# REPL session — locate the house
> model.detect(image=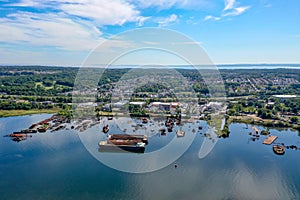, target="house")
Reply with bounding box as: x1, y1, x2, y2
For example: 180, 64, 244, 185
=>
159, 103, 171, 111
102, 104, 111, 111
129, 102, 146, 107
113, 100, 128, 108
150, 102, 180, 111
